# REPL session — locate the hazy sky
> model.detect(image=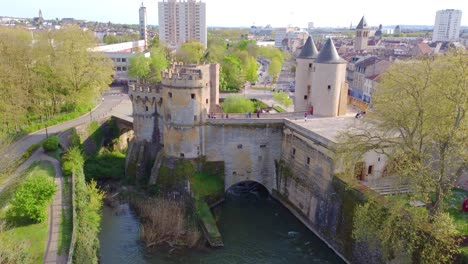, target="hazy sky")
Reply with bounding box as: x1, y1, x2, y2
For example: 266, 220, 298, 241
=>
2, 0, 468, 28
